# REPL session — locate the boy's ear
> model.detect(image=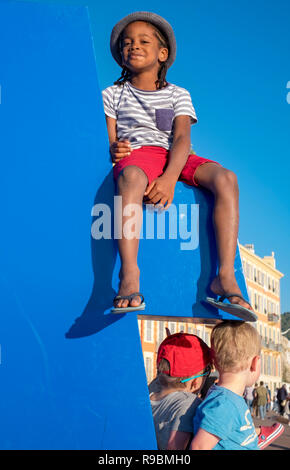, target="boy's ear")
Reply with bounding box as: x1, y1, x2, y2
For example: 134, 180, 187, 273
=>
189, 377, 201, 393
158, 47, 168, 63
250, 355, 260, 372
